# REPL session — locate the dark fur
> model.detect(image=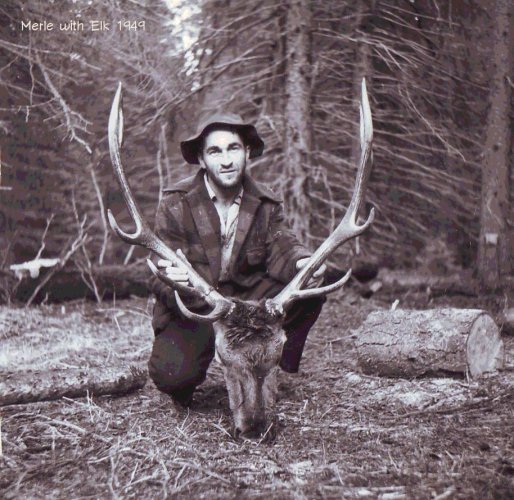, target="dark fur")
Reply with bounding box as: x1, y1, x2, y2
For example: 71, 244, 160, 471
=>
224, 300, 282, 346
